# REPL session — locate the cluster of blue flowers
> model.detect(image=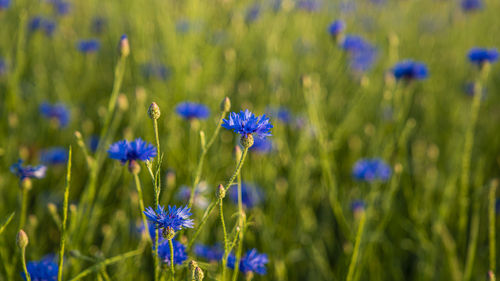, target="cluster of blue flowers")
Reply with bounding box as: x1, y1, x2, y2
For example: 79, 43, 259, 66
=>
175, 102, 210, 120
222, 110, 273, 139
29, 17, 57, 37
352, 158, 391, 182
22, 255, 58, 281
